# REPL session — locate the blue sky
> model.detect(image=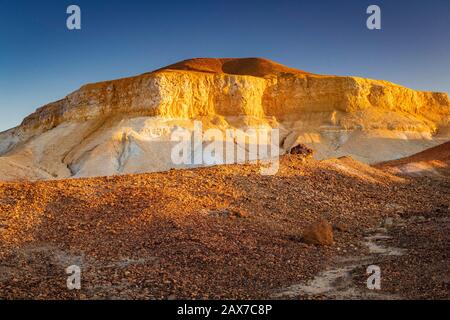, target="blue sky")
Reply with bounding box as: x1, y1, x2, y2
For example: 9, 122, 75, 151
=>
0, 0, 449, 131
